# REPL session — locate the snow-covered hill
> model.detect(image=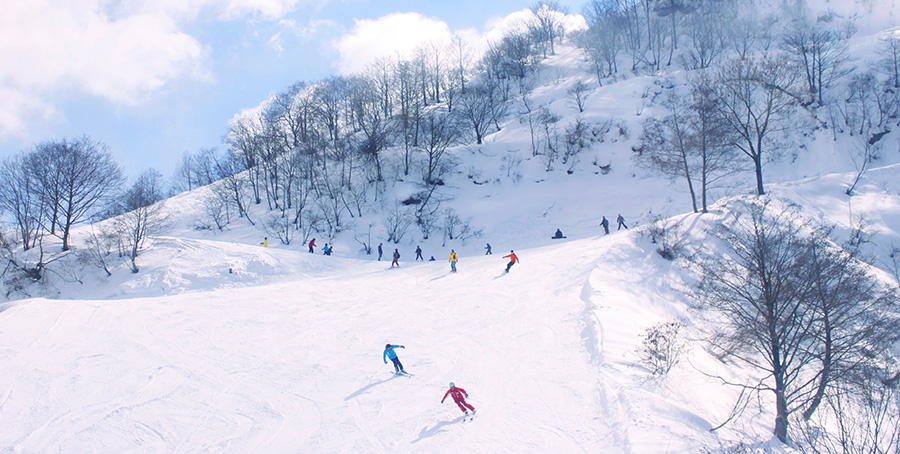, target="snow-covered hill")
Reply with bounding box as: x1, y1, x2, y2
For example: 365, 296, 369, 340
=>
2, 0, 900, 452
